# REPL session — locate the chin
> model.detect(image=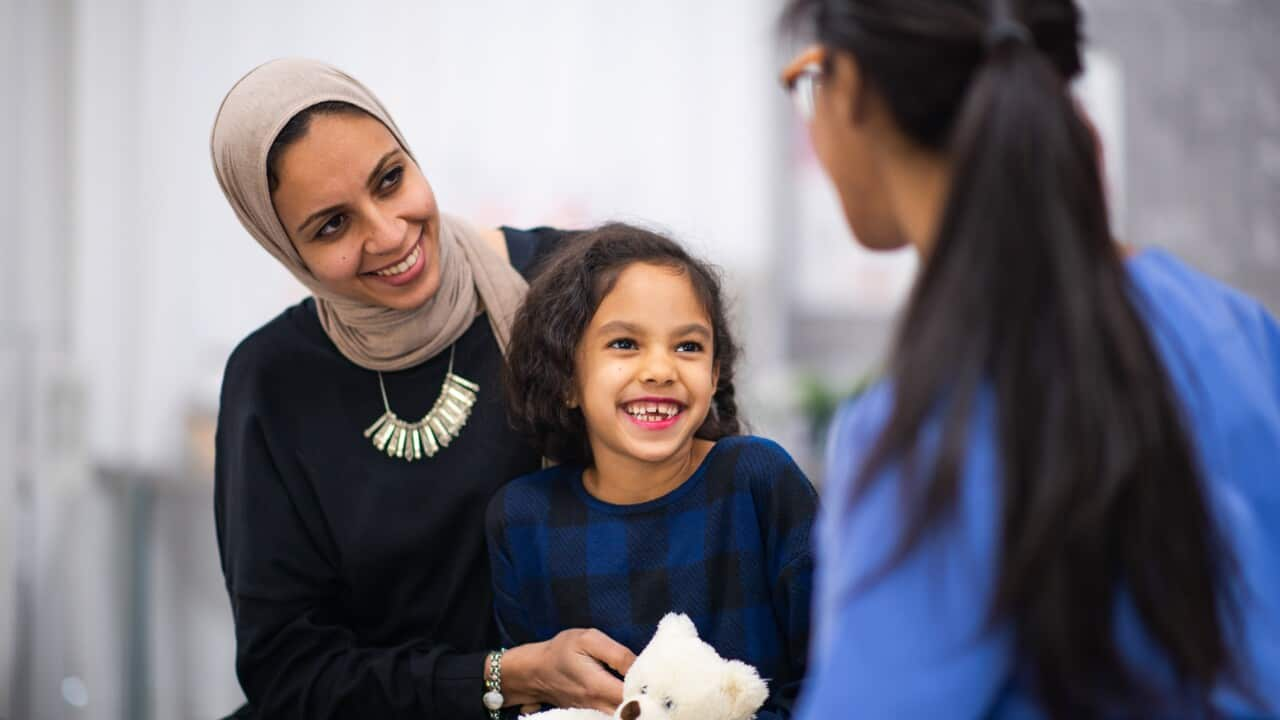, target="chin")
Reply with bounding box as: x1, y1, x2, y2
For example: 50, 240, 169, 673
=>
853, 233, 911, 252
404, 271, 443, 311
845, 213, 910, 252
839, 192, 910, 252
383, 257, 442, 311
624, 436, 694, 465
